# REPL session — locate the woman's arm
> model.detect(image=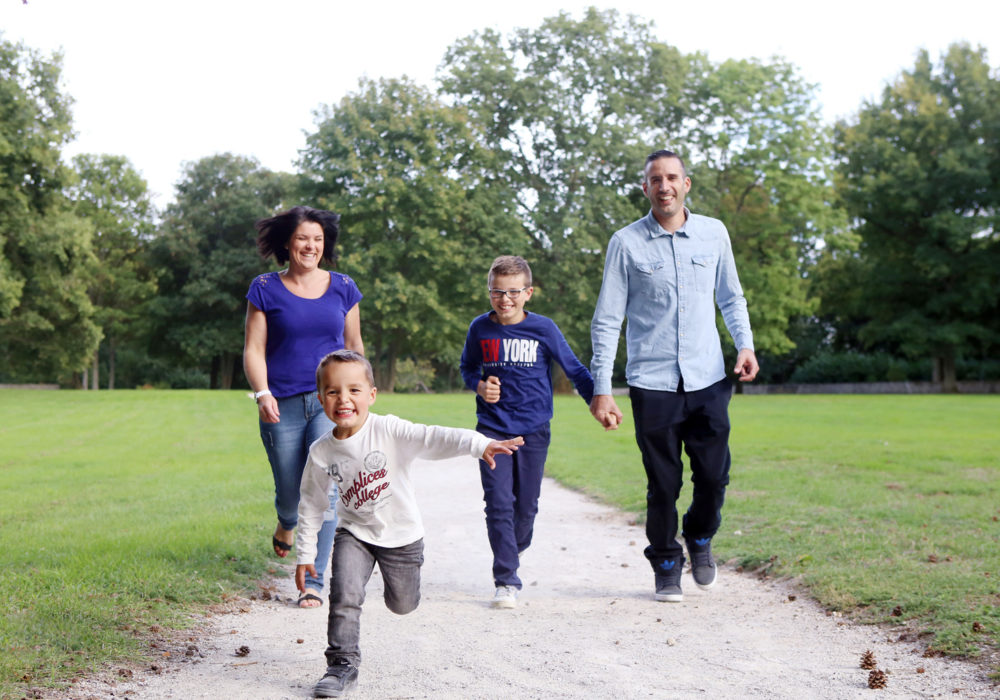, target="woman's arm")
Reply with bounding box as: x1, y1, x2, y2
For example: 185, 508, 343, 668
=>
244, 301, 280, 423
343, 302, 364, 355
